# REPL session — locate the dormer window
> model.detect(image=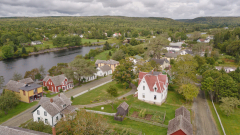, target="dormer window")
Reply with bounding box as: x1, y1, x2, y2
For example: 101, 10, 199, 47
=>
143, 81, 145, 83
62, 104, 66, 108
154, 87, 157, 92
